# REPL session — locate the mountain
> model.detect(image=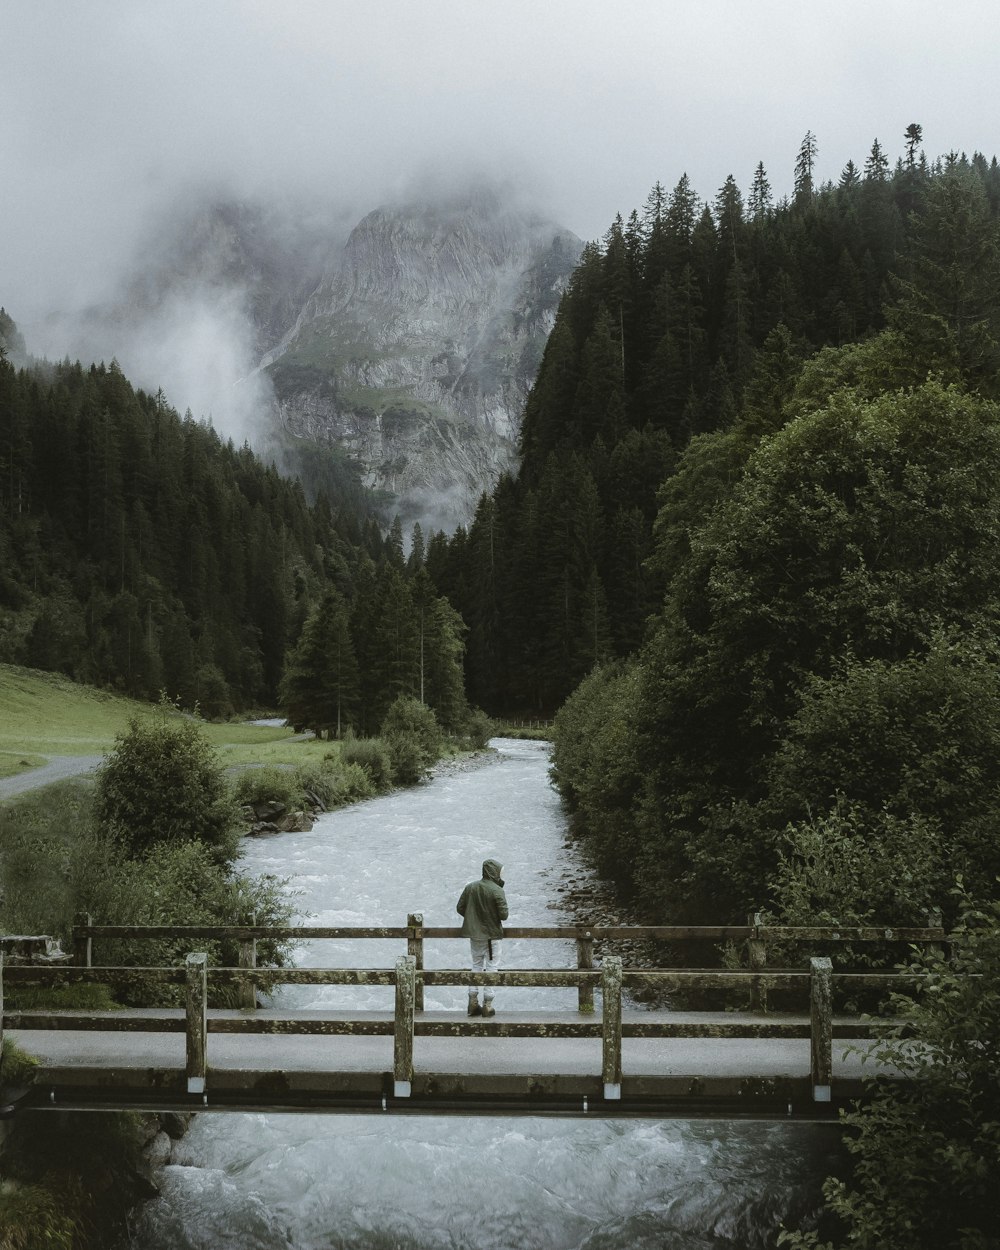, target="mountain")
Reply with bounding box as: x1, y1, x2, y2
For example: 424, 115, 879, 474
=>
261, 189, 581, 530
40, 187, 580, 532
